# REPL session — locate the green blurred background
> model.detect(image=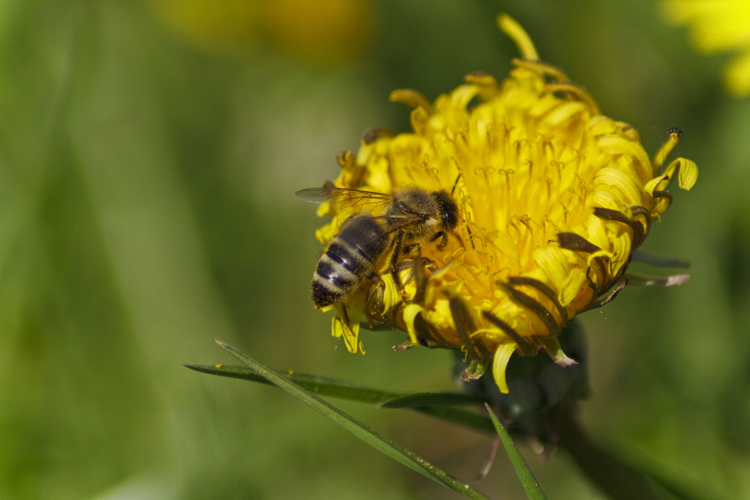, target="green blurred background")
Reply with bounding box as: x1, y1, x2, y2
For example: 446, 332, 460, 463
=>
0, 0, 747, 498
